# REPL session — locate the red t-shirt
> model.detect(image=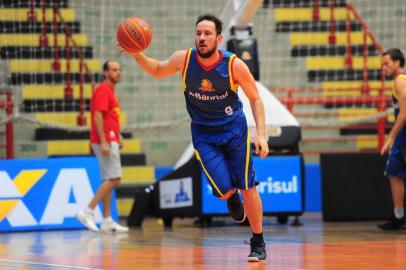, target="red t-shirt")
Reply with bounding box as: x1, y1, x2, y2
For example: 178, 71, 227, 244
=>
90, 81, 121, 143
